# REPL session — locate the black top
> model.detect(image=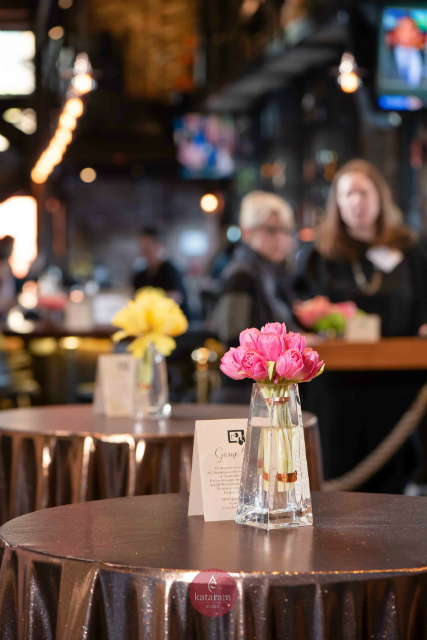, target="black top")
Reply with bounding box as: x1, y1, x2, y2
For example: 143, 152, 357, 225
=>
295, 242, 427, 337
132, 260, 190, 318
220, 243, 298, 337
